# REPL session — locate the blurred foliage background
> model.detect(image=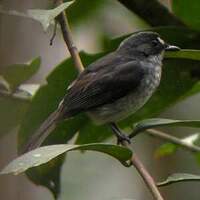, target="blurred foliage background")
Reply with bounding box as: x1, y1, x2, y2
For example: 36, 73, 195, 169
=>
0, 0, 200, 200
